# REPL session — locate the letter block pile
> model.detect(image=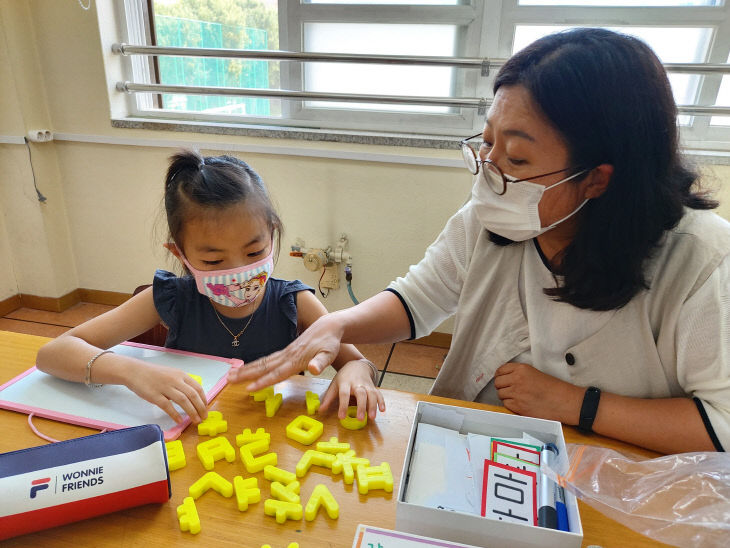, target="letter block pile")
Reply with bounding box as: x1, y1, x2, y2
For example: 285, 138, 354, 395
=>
173, 396, 392, 536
